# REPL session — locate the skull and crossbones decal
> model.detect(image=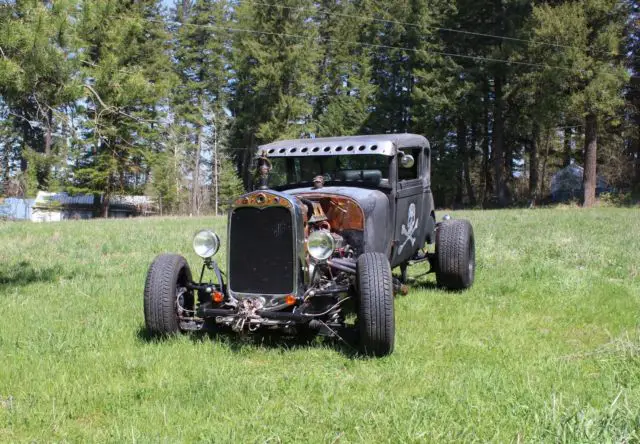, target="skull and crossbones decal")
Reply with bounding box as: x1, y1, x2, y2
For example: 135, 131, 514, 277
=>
398, 203, 419, 254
